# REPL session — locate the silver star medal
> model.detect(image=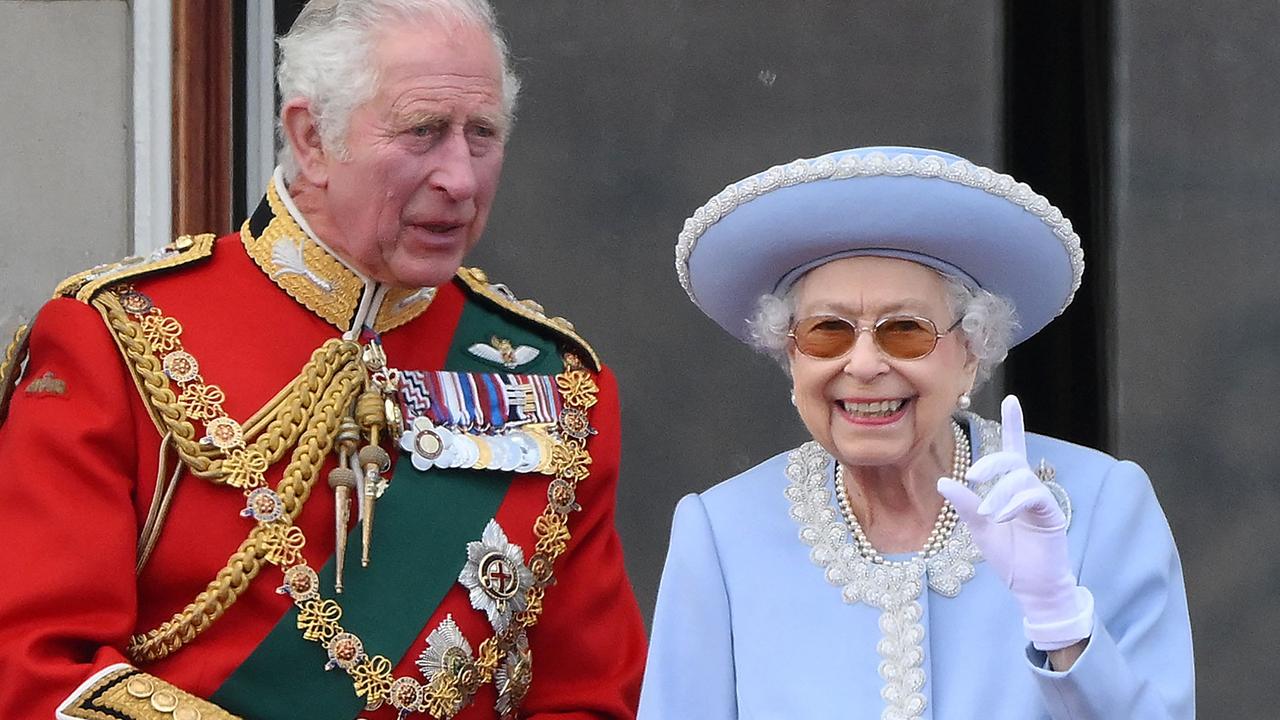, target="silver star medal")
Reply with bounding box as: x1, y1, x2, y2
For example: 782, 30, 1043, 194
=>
417, 614, 475, 680
409, 616, 476, 716
467, 336, 540, 370
495, 630, 533, 719
458, 520, 534, 634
